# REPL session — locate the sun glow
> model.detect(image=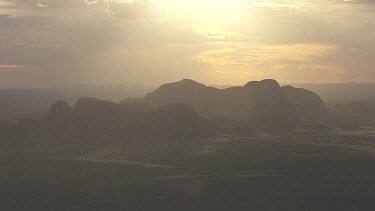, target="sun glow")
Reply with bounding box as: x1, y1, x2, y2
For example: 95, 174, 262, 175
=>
149, 0, 247, 38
